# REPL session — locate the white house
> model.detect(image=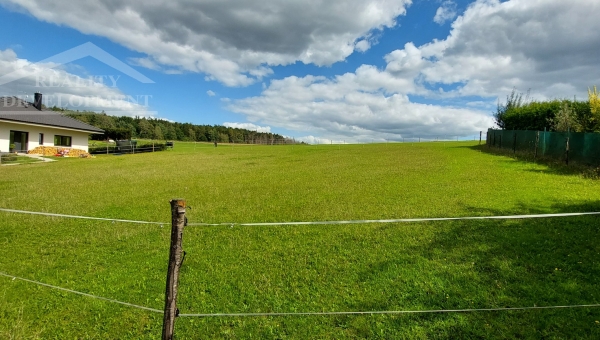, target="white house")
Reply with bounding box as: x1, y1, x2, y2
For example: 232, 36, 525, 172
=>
0, 94, 104, 153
